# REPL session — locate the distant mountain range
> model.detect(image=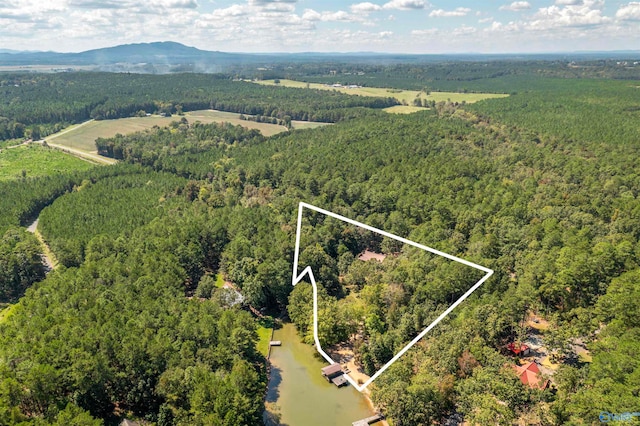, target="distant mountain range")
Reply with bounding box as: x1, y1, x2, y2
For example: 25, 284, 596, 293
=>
0, 42, 242, 69
1, 41, 639, 72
